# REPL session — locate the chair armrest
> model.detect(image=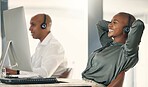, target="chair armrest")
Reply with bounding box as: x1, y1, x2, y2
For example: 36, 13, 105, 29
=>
59, 68, 72, 78
107, 71, 125, 87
